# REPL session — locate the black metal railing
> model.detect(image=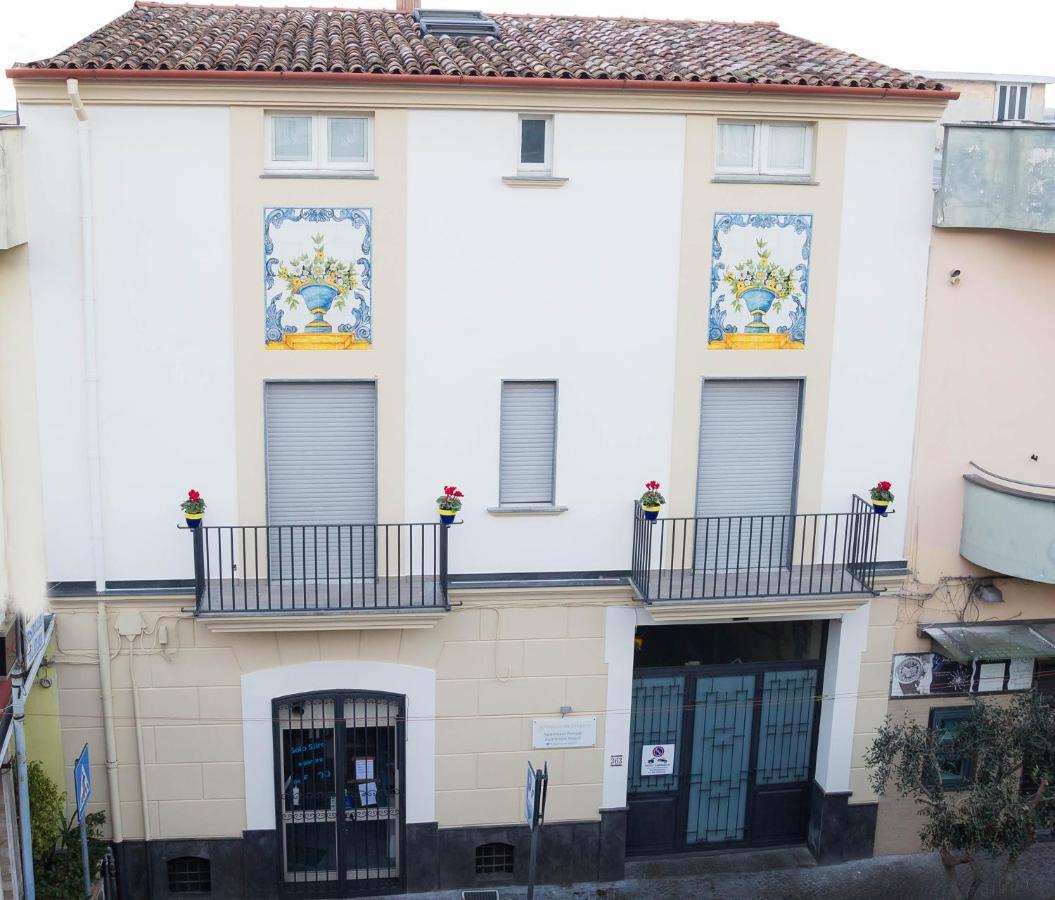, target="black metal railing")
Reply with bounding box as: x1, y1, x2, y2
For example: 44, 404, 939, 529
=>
630, 495, 881, 603
190, 522, 453, 614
